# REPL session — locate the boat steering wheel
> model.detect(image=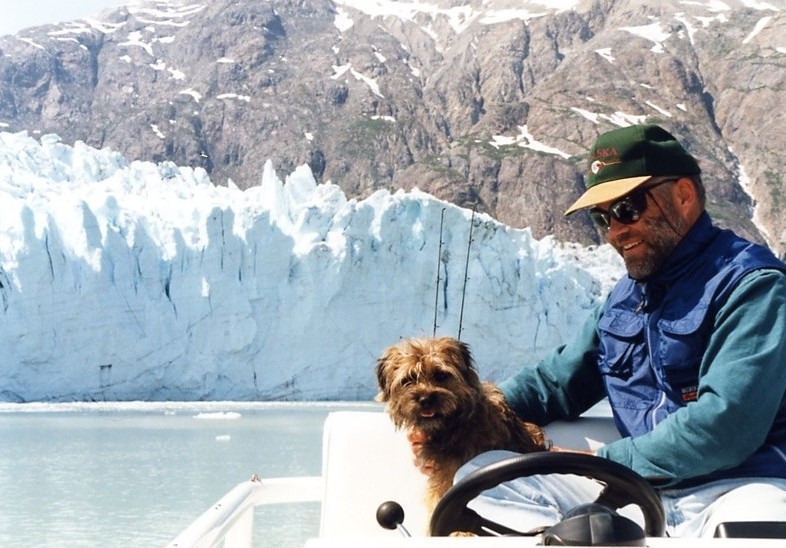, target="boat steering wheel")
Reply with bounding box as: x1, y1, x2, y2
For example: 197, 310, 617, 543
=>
429, 451, 665, 538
